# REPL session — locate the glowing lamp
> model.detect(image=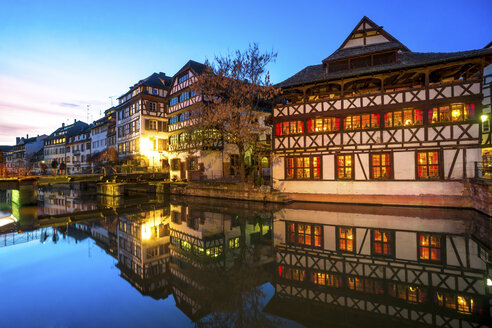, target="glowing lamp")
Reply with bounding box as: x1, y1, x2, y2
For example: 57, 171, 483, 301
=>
481, 115, 488, 123
487, 278, 492, 286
